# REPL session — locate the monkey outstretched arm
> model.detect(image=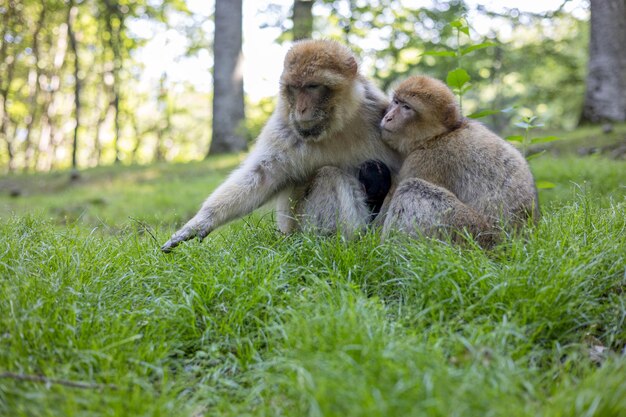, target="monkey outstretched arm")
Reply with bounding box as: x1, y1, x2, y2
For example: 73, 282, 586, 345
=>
161, 137, 291, 252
